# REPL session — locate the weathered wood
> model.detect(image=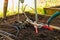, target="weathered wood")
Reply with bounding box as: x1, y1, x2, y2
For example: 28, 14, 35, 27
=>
44, 8, 60, 15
